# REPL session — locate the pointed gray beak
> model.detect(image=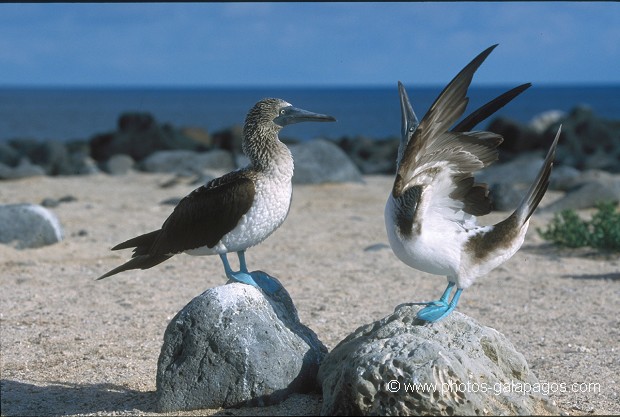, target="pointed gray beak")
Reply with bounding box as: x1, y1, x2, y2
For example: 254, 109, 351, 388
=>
398, 81, 419, 142
274, 106, 336, 127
